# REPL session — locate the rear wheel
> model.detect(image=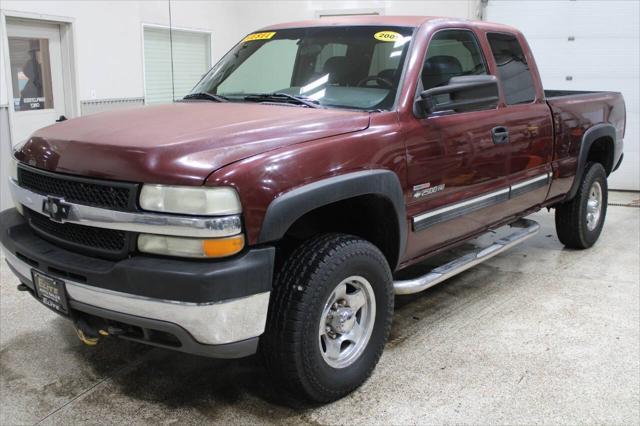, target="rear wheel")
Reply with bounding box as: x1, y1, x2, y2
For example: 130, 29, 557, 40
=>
555, 162, 608, 249
261, 234, 394, 402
